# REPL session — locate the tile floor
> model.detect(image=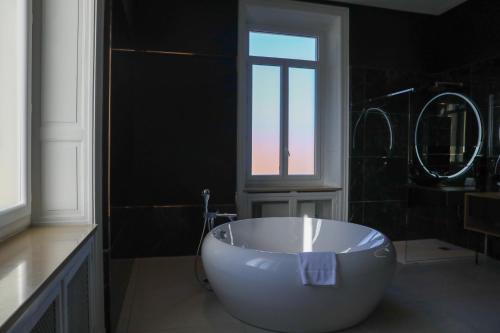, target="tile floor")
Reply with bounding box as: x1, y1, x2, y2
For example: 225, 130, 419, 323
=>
116, 256, 500, 333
